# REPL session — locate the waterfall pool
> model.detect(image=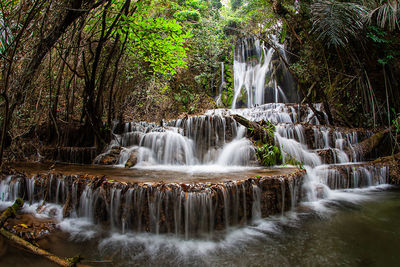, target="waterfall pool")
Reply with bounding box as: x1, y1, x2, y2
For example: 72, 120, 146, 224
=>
1, 185, 399, 266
